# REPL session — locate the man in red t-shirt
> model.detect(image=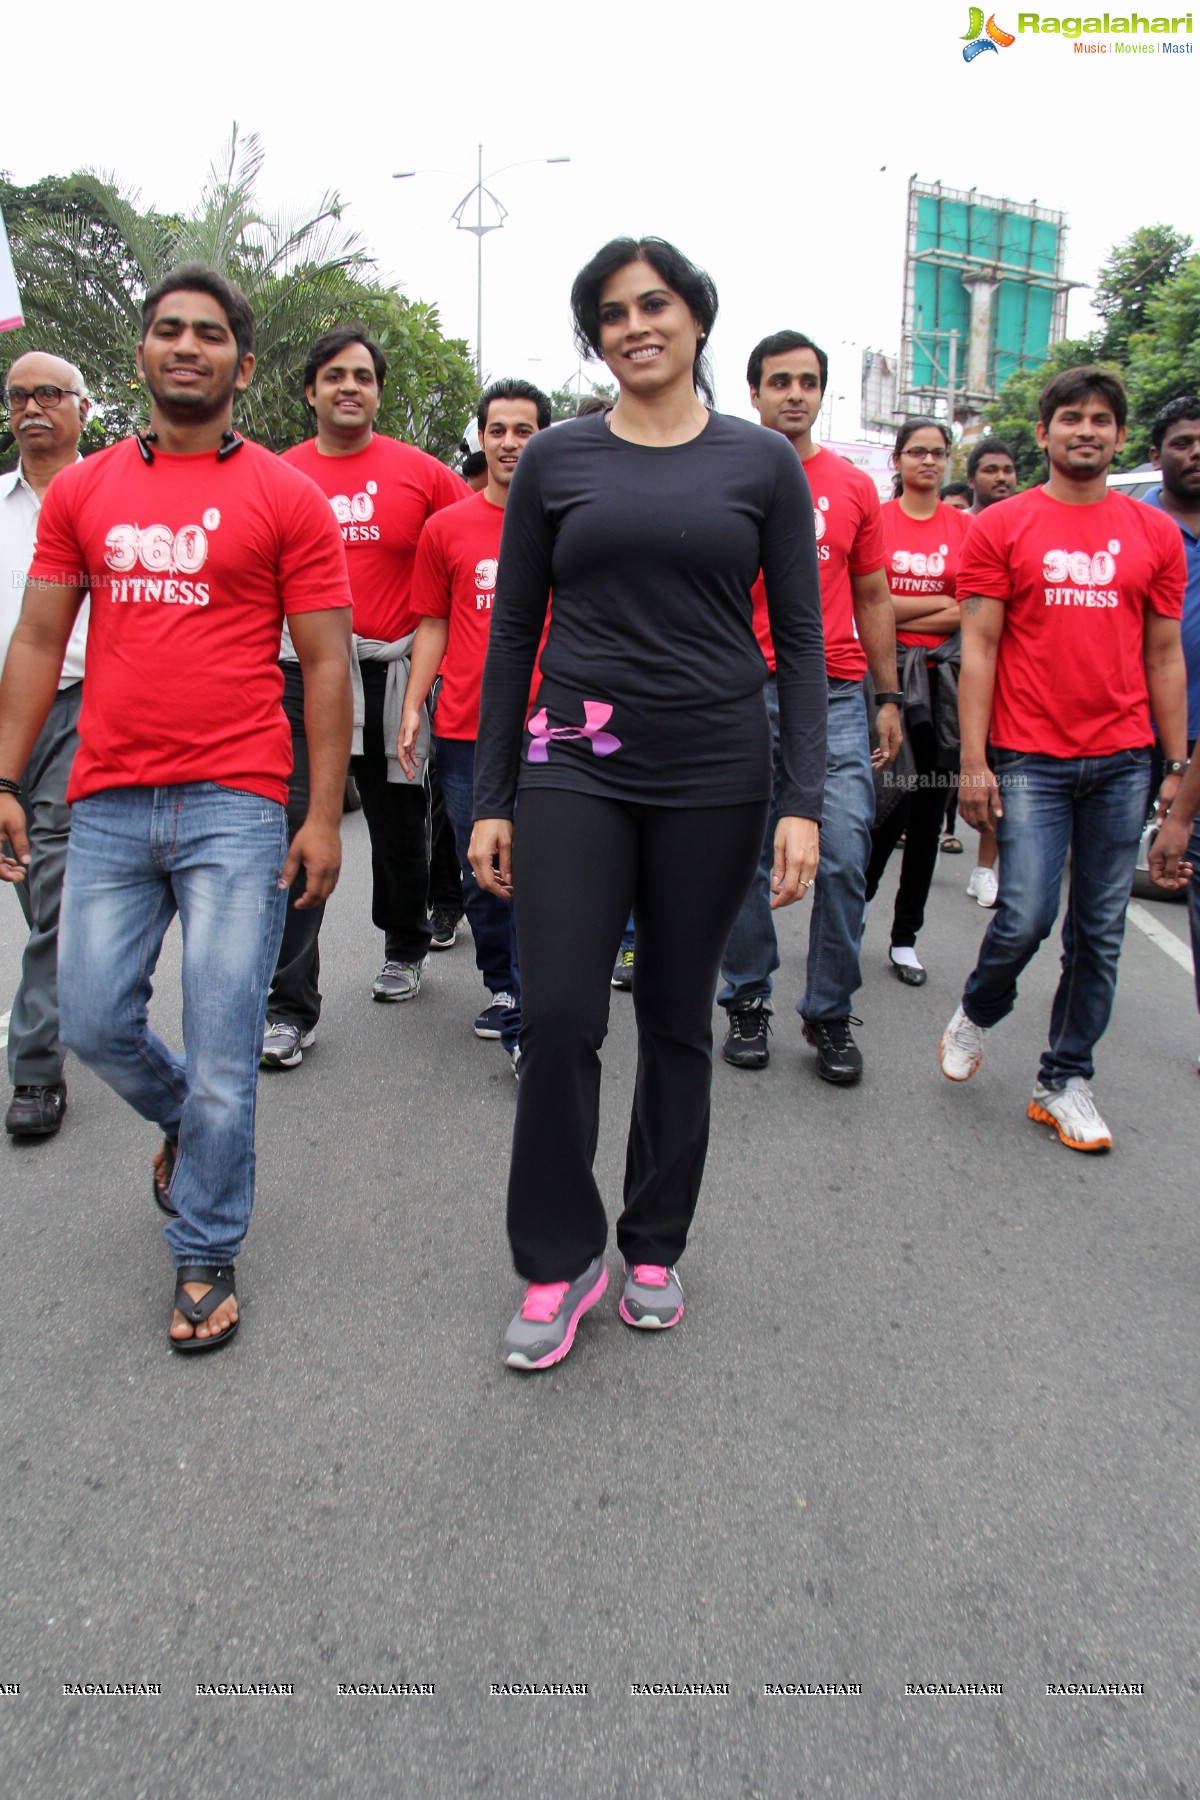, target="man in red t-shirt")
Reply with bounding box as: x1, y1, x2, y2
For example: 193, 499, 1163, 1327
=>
0, 265, 354, 1348
398, 377, 550, 1073
940, 366, 1188, 1152
268, 327, 466, 1046
718, 331, 902, 1084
